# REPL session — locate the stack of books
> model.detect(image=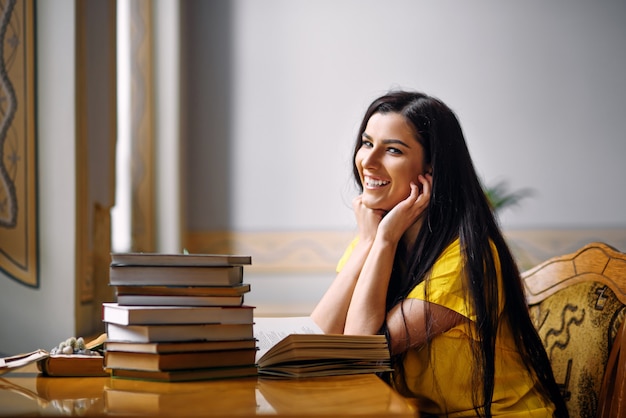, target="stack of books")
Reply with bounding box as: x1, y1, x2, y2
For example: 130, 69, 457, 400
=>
103, 252, 258, 382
